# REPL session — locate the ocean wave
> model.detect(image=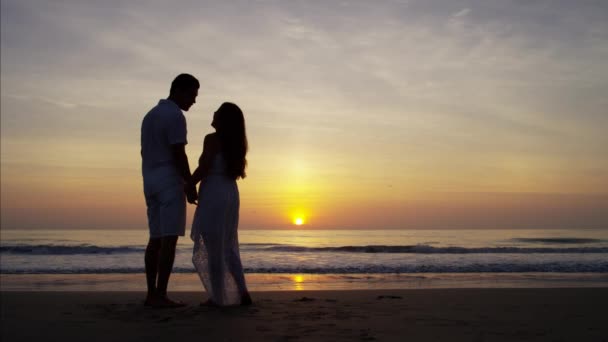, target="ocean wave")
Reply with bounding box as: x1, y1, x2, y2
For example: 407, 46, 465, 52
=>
262, 245, 608, 254
2, 243, 608, 255
0, 244, 145, 255
2, 262, 608, 274
510, 238, 604, 244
